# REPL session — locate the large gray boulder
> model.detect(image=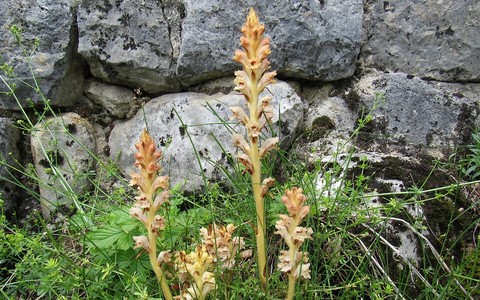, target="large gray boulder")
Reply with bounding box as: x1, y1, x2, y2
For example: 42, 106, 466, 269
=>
178, 0, 363, 85
109, 80, 305, 192
31, 113, 97, 217
77, 0, 182, 94
0, 118, 21, 212
362, 0, 480, 82
0, 0, 84, 110
356, 71, 480, 155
